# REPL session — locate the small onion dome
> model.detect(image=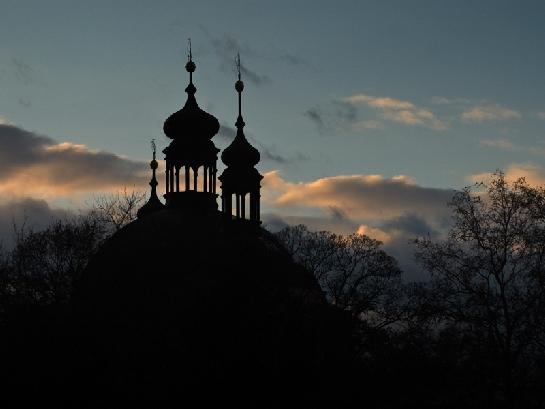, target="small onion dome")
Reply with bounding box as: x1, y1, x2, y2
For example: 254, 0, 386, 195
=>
221, 127, 260, 168
137, 159, 164, 218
